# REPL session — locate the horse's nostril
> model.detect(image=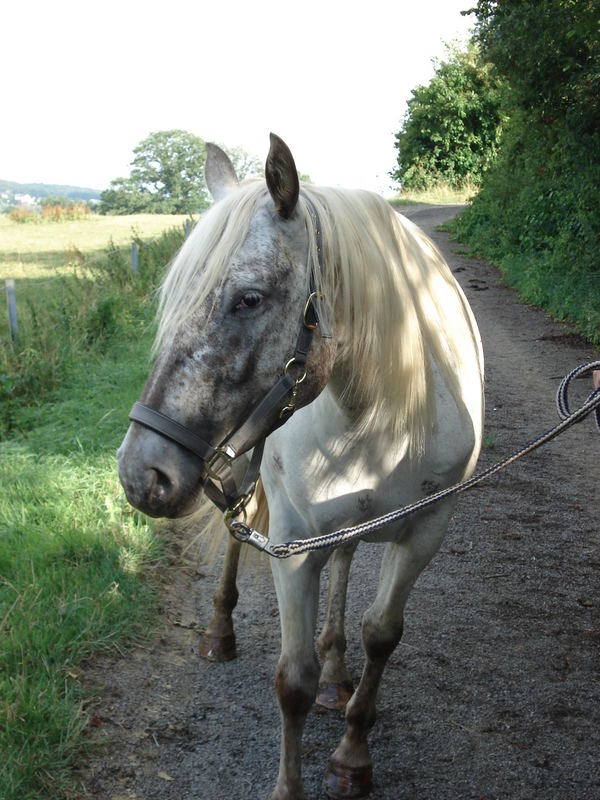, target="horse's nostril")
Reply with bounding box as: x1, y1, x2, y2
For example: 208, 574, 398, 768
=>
148, 467, 174, 503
